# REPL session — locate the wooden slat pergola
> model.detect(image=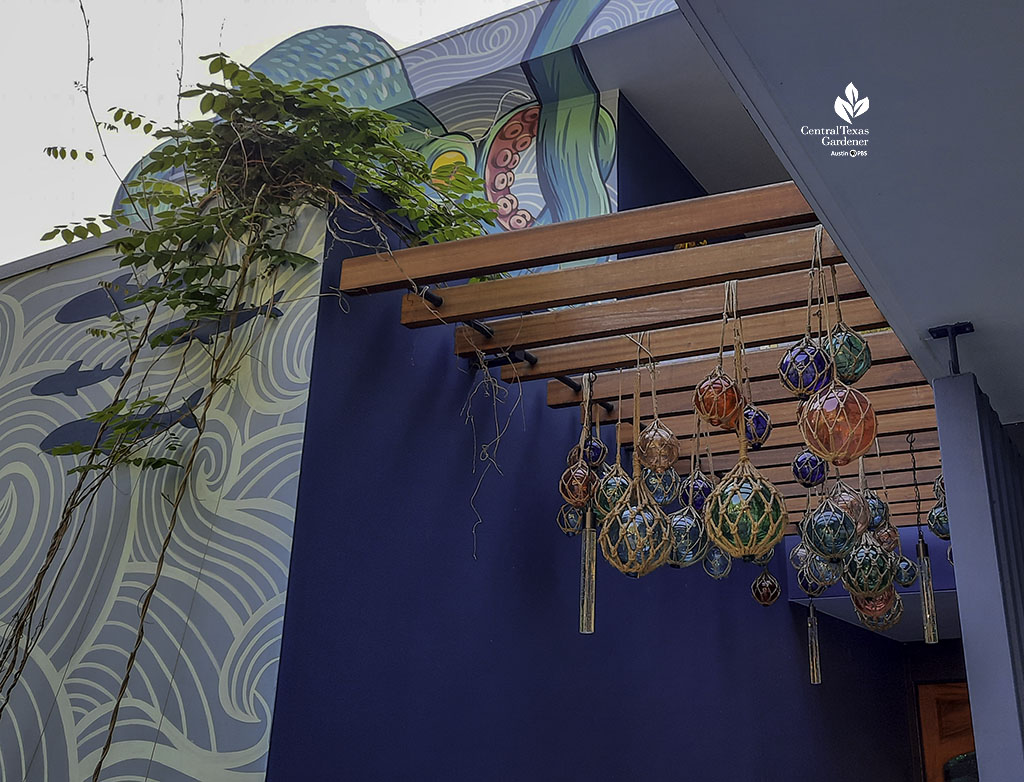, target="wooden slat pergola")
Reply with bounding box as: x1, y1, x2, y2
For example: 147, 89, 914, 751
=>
341, 182, 939, 533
